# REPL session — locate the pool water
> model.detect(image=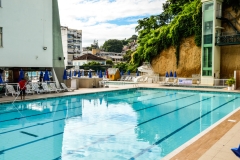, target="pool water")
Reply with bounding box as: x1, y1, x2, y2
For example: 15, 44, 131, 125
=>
0, 88, 240, 160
